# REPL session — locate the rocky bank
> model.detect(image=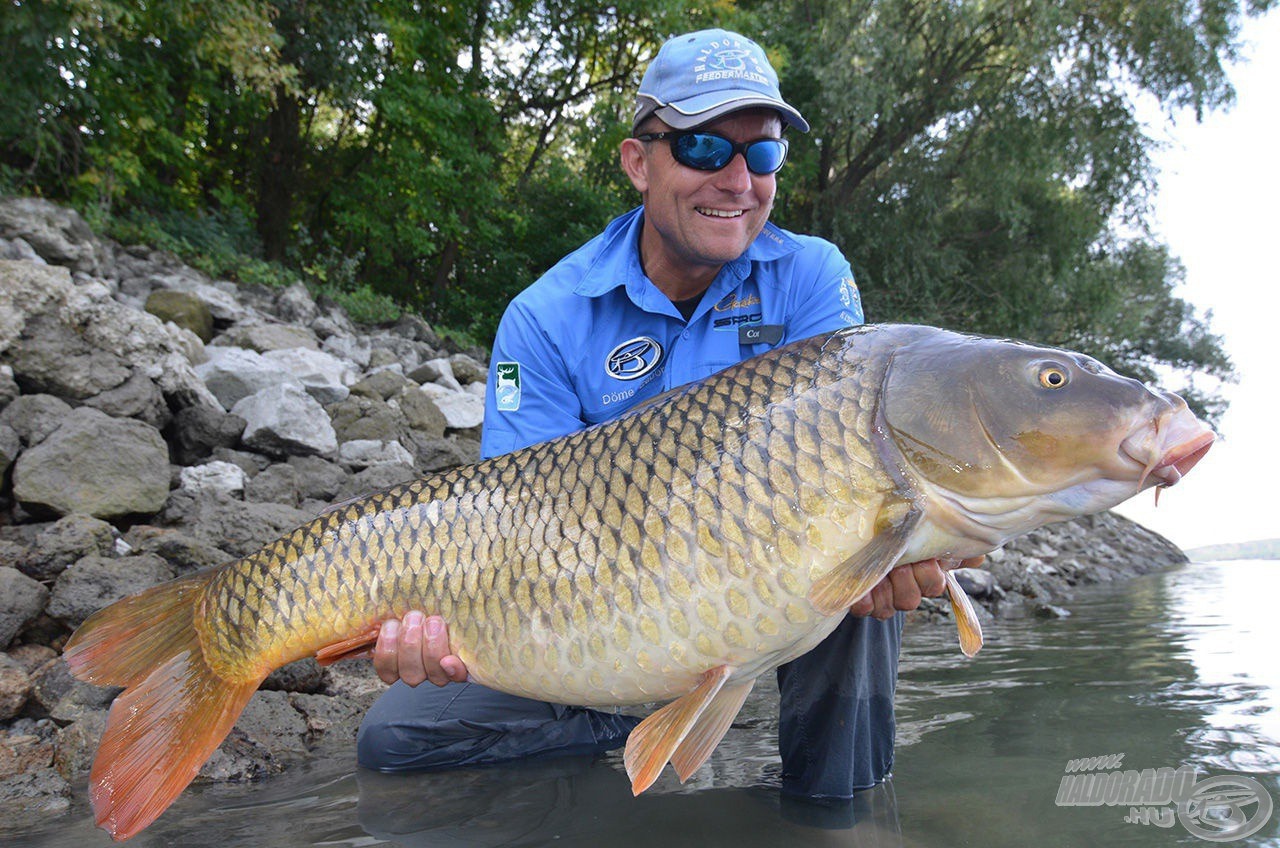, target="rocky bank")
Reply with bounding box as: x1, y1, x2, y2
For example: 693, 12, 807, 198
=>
0, 197, 1189, 830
